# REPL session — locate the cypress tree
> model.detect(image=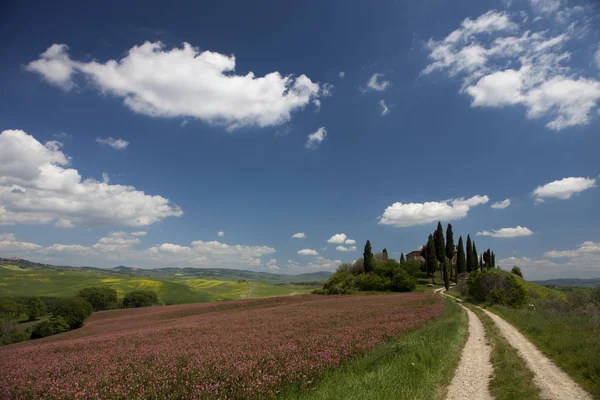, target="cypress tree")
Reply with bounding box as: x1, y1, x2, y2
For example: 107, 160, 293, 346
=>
473, 241, 479, 271
445, 224, 455, 280
434, 221, 445, 263
479, 255, 483, 270
491, 251, 496, 268
400, 253, 405, 266
456, 236, 466, 276
382, 248, 388, 261
426, 234, 438, 283
363, 240, 374, 274
443, 258, 450, 290
466, 235, 473, 273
